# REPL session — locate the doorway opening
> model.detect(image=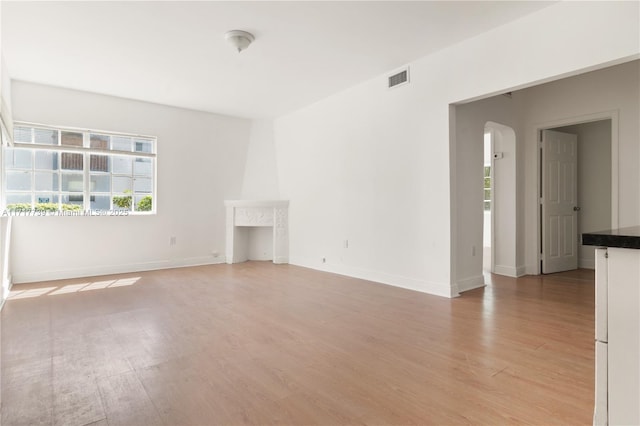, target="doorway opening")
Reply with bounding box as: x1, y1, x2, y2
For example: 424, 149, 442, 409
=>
538, 118, 613, 273
483, 122, 517, 278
